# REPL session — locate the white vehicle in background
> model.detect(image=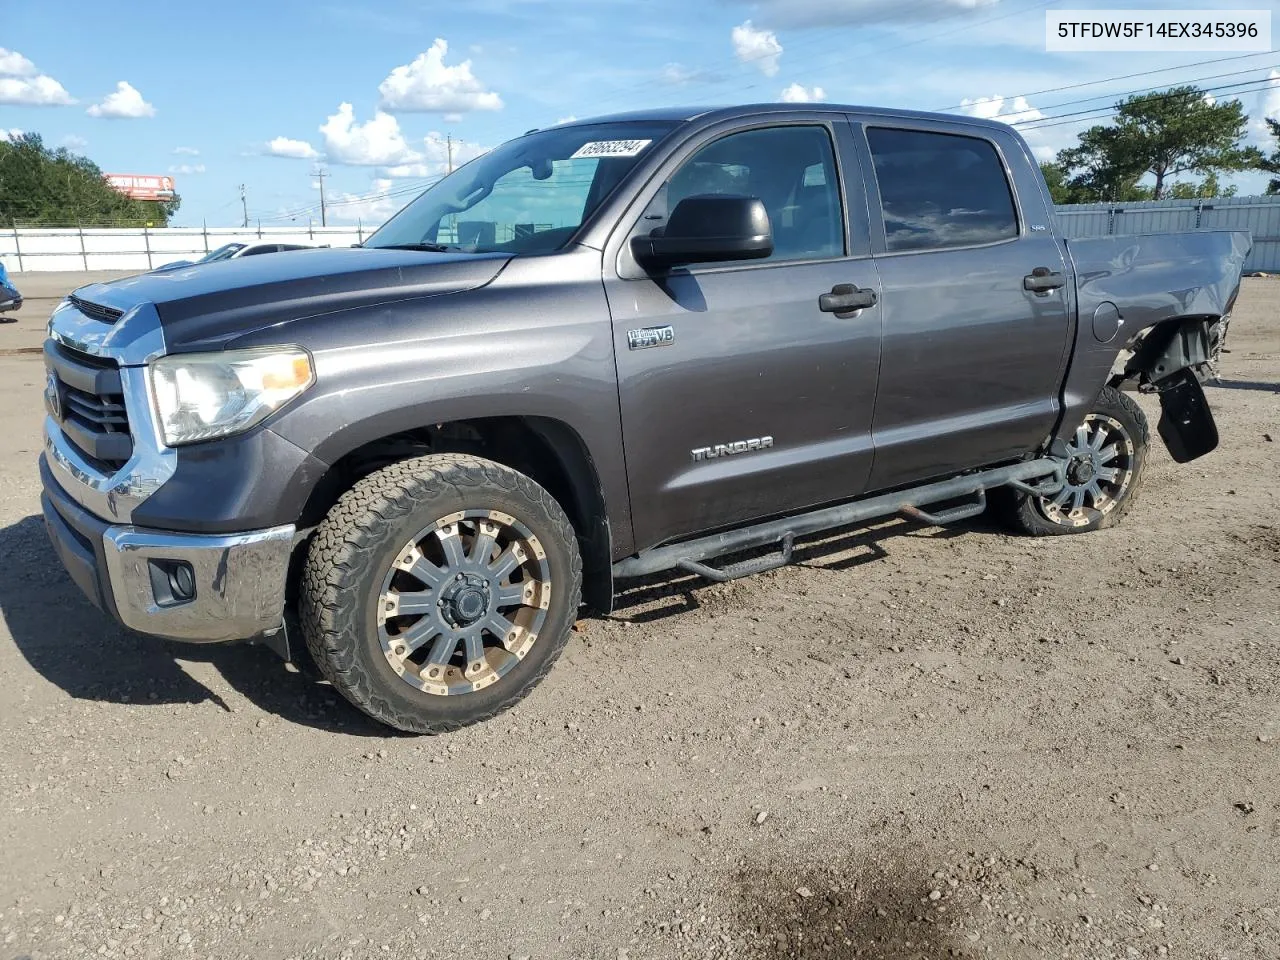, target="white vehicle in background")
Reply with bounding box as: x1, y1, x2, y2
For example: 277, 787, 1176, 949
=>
153, 240, 315, 272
